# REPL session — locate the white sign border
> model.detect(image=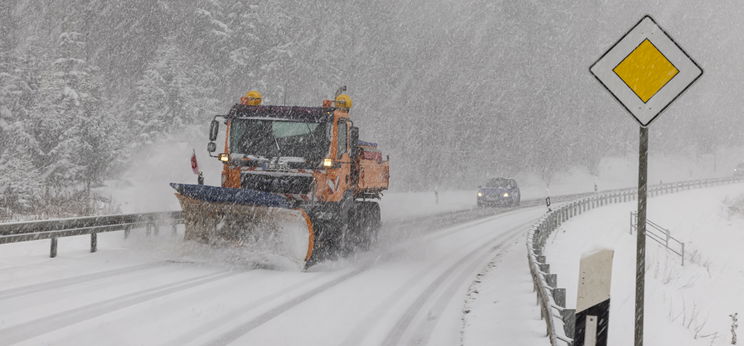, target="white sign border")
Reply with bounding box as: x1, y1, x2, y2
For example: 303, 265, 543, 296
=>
590, 15, 703, 127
